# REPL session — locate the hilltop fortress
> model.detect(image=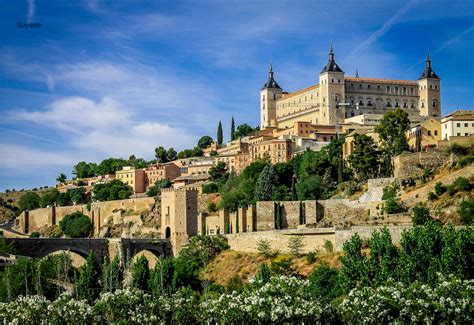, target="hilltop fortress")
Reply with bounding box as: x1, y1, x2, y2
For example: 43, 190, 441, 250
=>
260, 45, 441, 129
